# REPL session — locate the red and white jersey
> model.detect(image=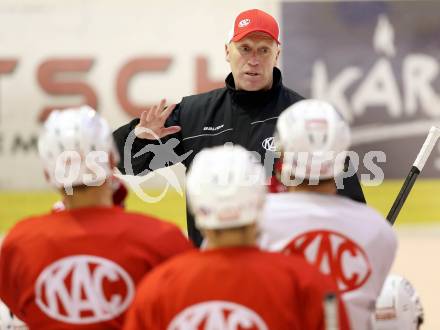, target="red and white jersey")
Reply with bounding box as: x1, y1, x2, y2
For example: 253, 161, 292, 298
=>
0, 206, 192, 330
123, 247, 351, 330
259, 192, 397, 330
